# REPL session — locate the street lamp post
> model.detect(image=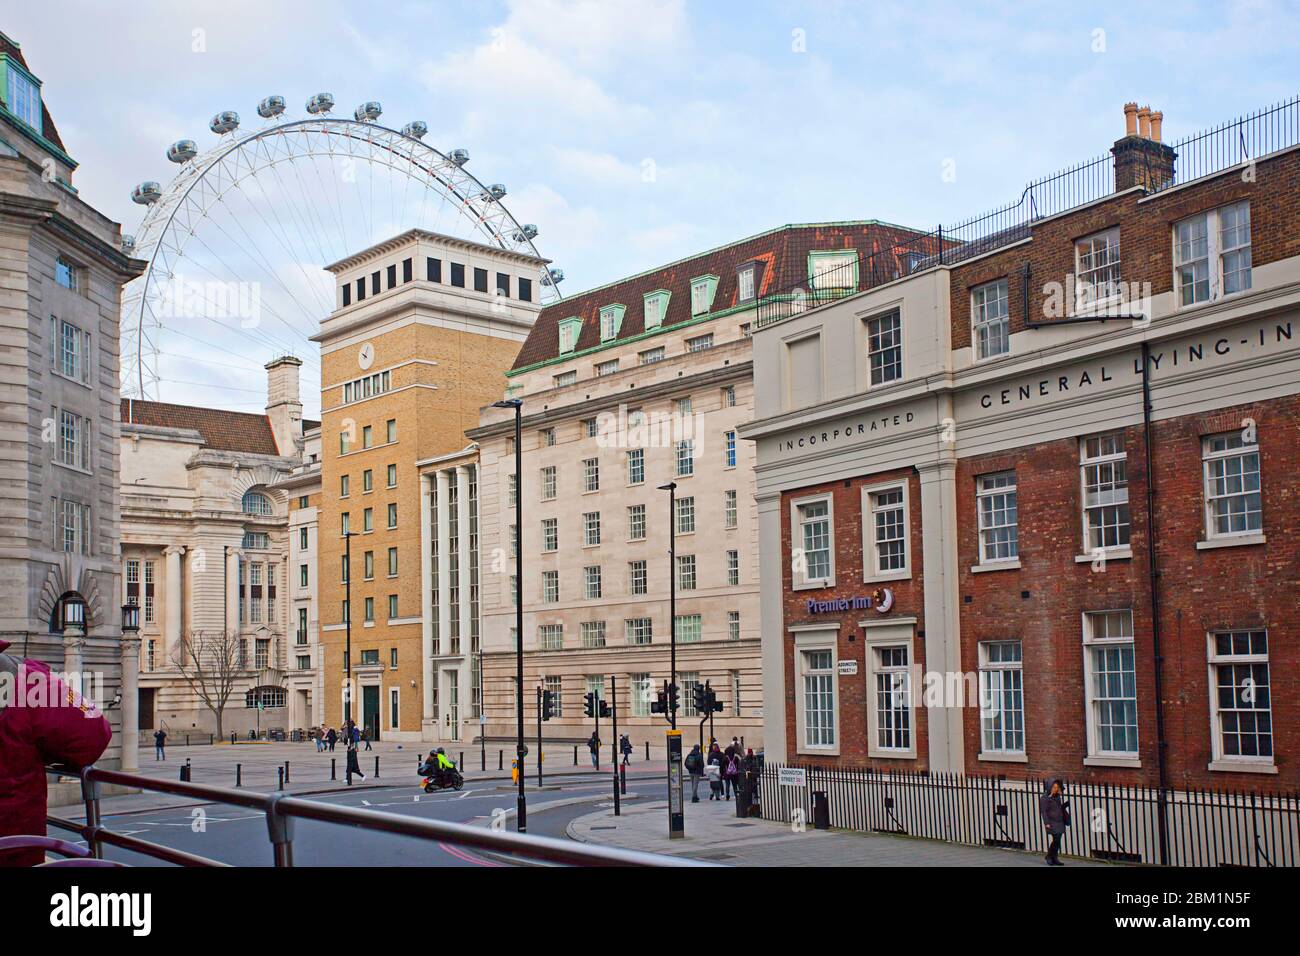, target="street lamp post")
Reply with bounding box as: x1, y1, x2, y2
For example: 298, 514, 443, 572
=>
493, 397, 526, 832
658, 480, 684, 838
